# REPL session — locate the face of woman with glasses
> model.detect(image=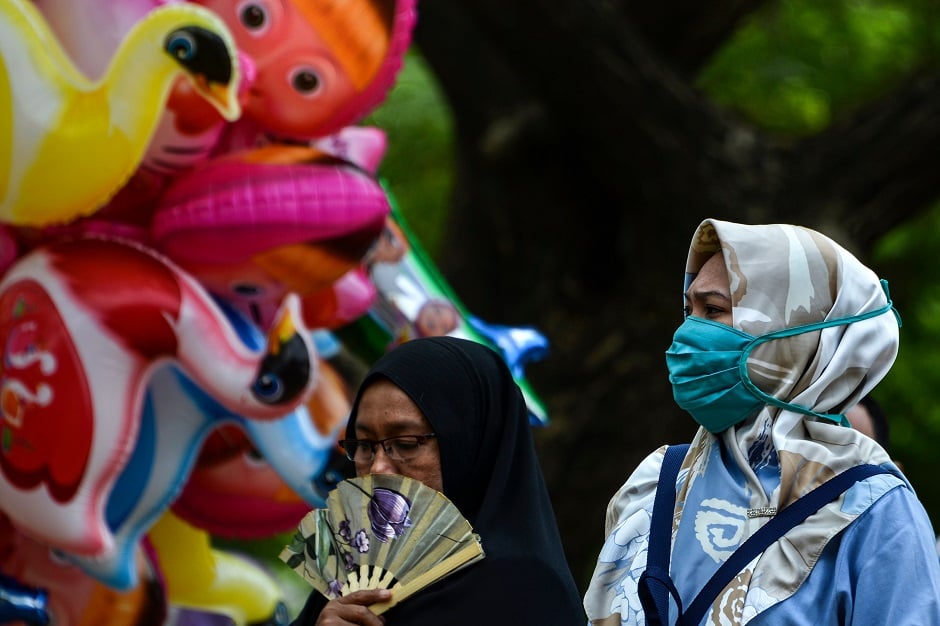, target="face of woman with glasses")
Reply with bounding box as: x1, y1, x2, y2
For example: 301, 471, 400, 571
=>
346, 378, 444, 493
